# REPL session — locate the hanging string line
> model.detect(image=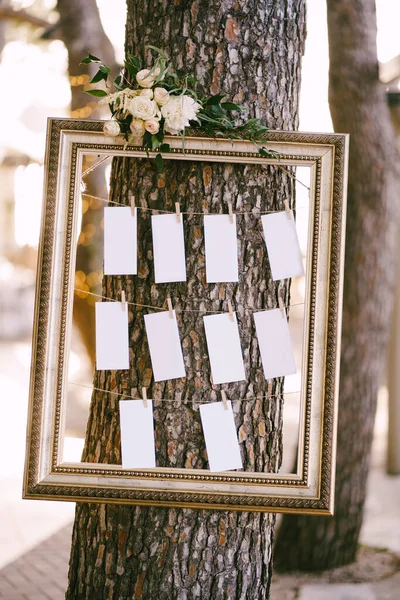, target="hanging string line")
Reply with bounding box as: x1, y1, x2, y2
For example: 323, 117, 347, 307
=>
80, 154, 311, 193
277, 165, 310, 191
68, 380, 300, 403
81, 155, 111, 178
73, 288, 305, 313
81, 193, 308, 215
